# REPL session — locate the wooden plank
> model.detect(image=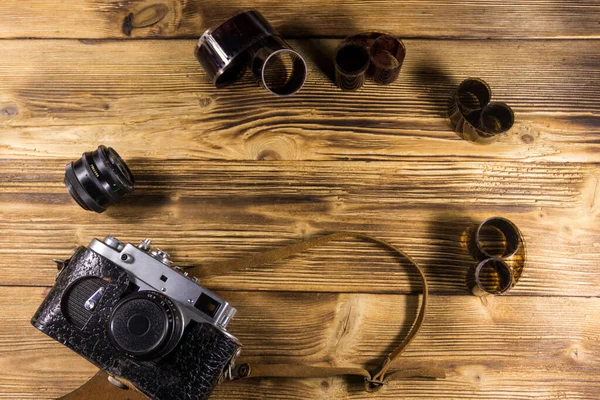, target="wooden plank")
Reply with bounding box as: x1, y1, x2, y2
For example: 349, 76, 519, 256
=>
1, 39, 599, 163
2, 287, 598, 399
1, 159, 599, 295
0, 1, 599, 39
